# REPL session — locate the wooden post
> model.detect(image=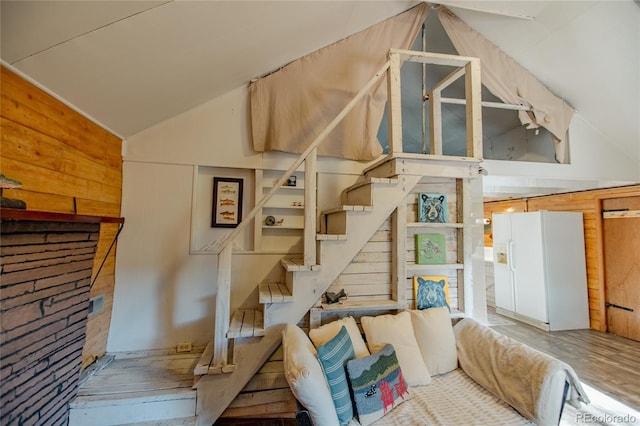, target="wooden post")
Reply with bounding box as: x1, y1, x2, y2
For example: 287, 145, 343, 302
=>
593, 196, 608, 332
429, 89, 442, 156
458, 178, 487, 323
391, 197, 408, 307
304, 149, 317, 266
465, 60, 482, 159
254, 169, 263, 251
387, 52, 403, 155
213, 245, 232, 368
